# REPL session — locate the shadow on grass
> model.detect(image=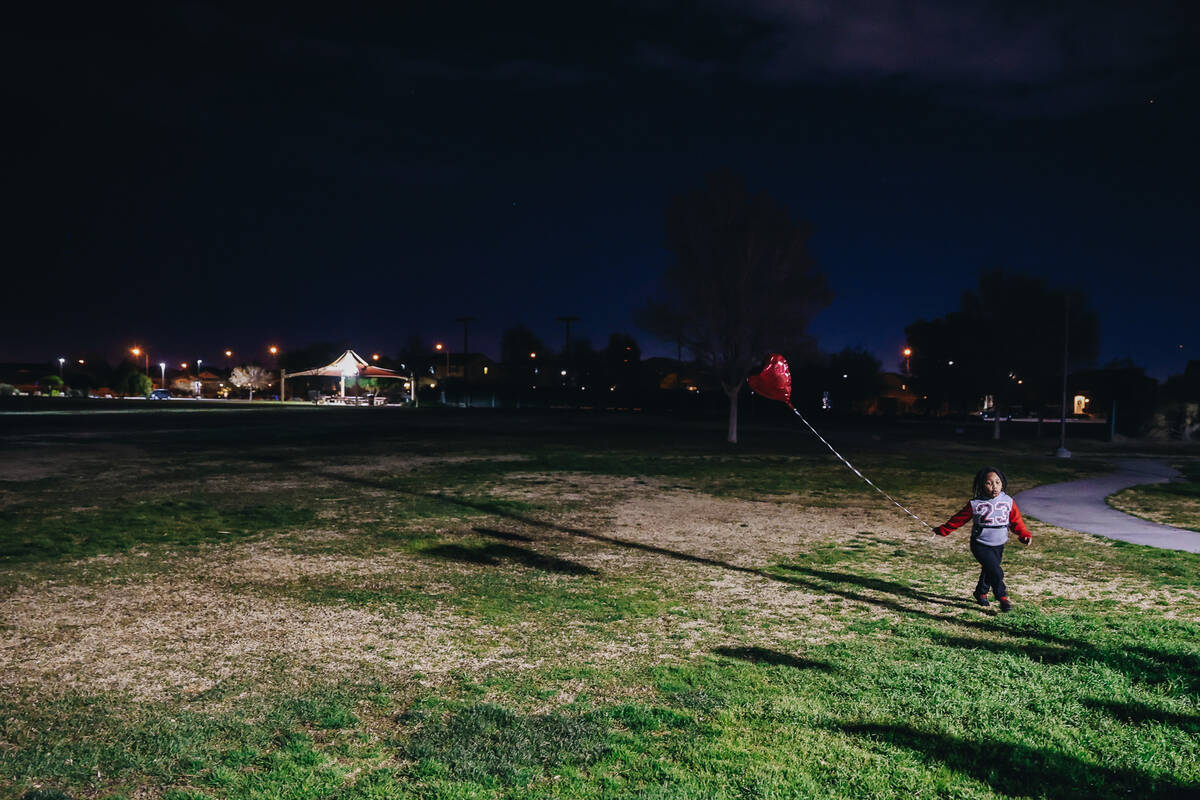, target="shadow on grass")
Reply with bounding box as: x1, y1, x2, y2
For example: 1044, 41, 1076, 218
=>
713, 646, 832, 671
474, 526, 534, 542
838, 721, 1199, 800
925, 632, 1074, 664
310, 468, 1200, 694
1083, 698, 1200, 732
403, 703, 609, 784
782, 566, 974, 609
421, 542, 598, 576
